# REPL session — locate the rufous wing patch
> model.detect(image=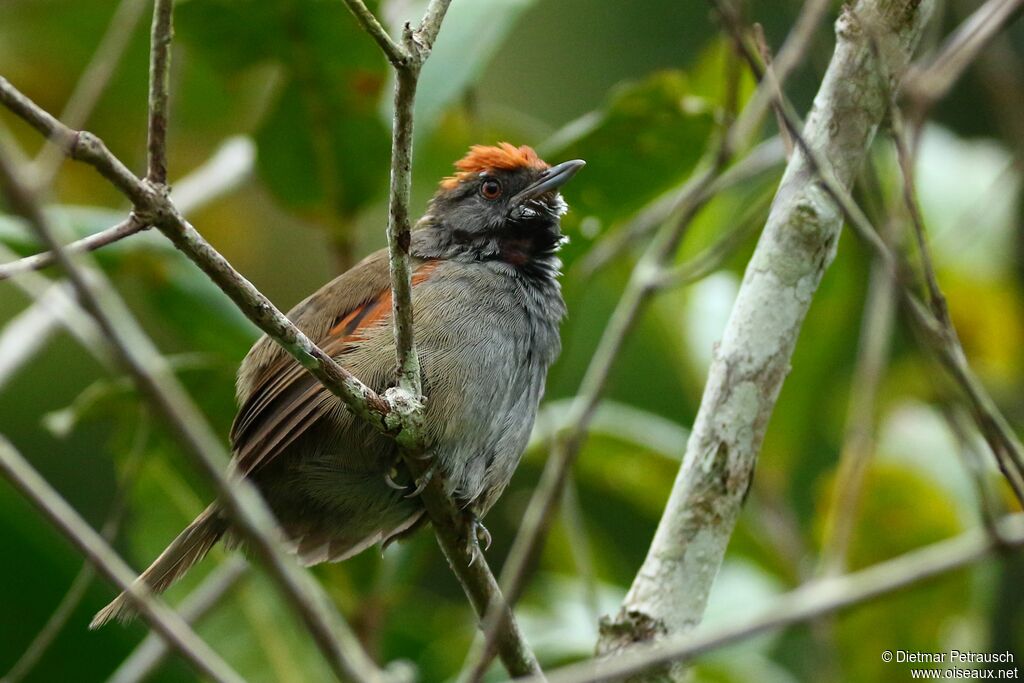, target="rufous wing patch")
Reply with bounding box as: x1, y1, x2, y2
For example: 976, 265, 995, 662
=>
440, 143, 549, 190
230, 260, 442, 477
